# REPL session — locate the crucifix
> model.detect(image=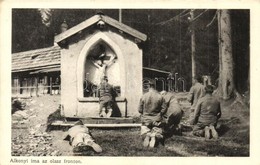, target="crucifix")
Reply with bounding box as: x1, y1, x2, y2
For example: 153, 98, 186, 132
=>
91, 46, 117, 85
